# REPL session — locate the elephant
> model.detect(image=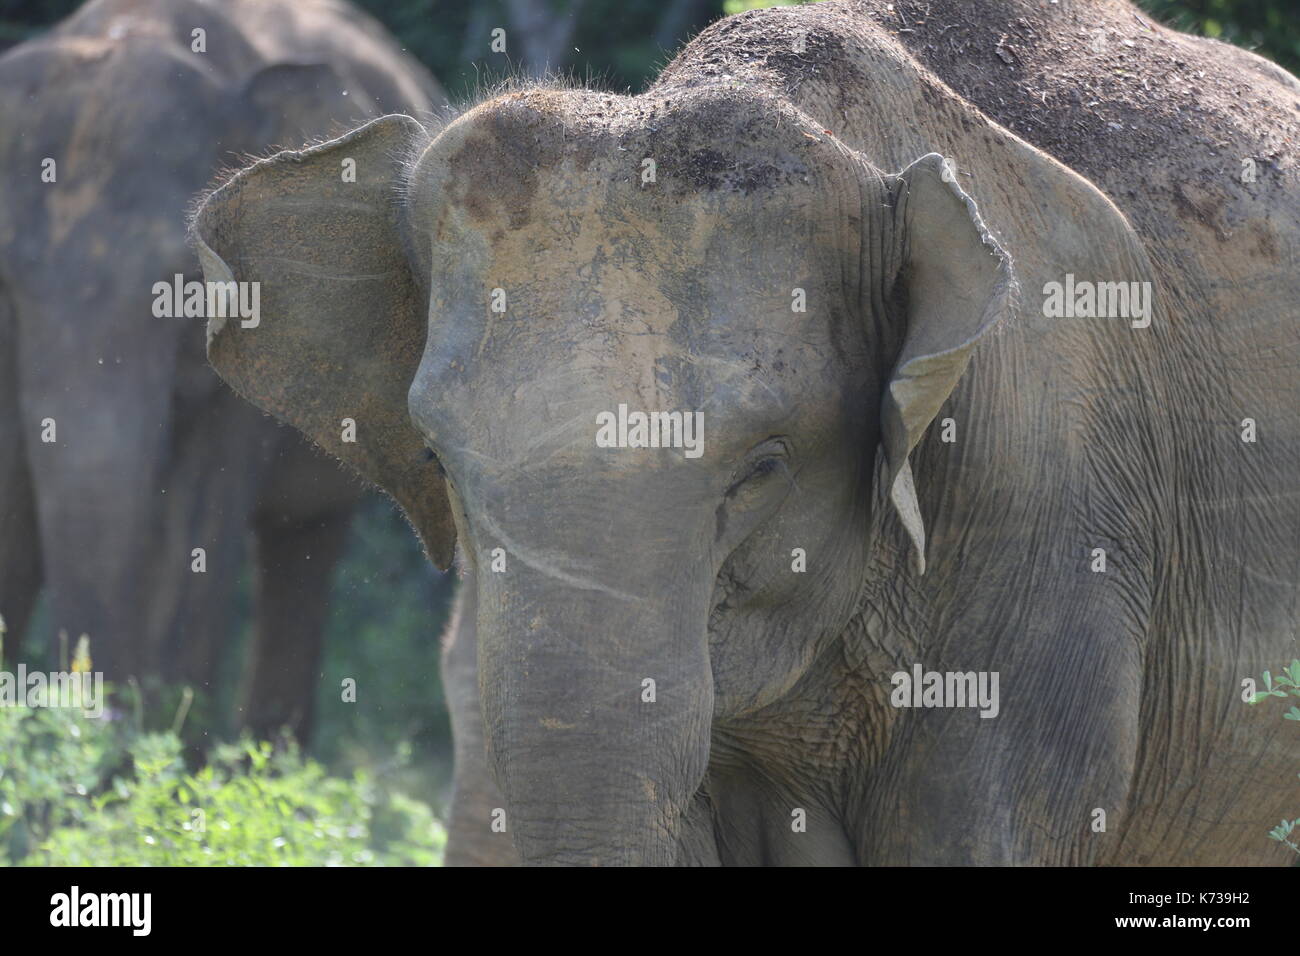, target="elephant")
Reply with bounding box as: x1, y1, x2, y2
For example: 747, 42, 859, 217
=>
191, 0, 1300, 865
0, 0, 442, 742
439, 569, 520, 866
